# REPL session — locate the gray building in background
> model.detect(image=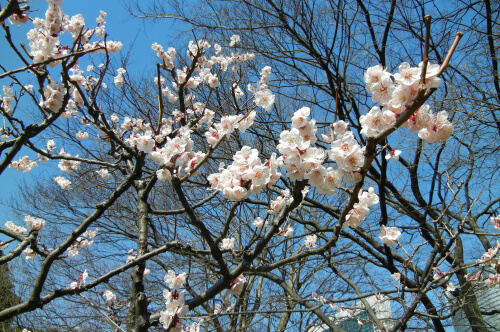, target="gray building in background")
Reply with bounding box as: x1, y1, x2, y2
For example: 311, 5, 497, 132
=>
308, 296, 394, 332
447, 283, 500, 332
